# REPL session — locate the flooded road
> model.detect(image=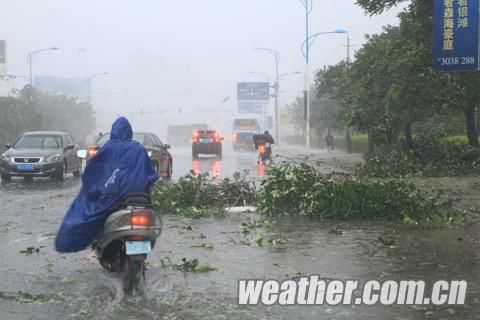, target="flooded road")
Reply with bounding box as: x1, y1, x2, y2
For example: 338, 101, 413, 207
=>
0, 146, 479, 319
